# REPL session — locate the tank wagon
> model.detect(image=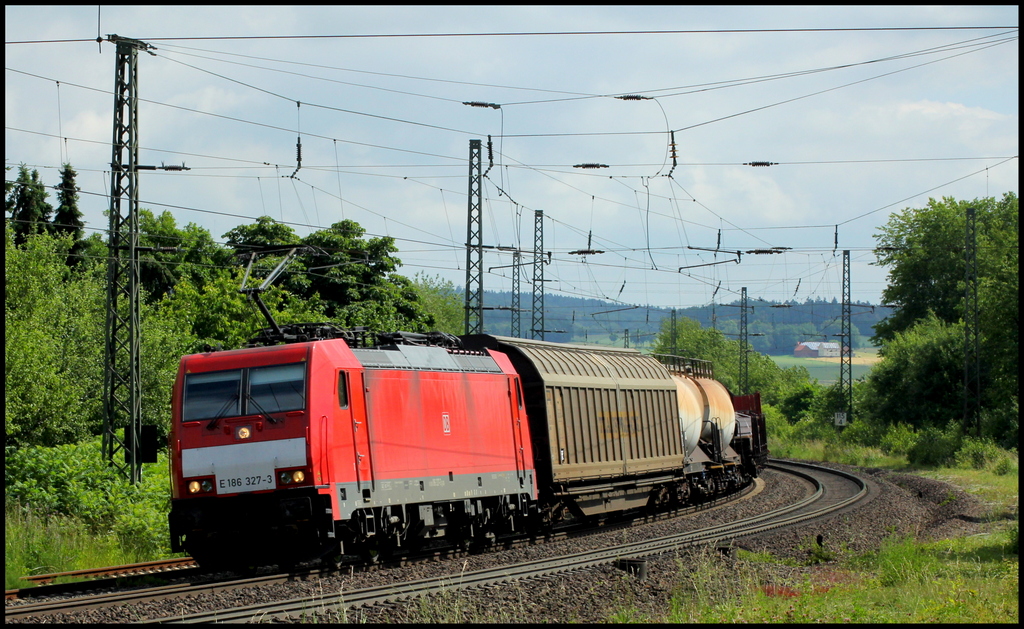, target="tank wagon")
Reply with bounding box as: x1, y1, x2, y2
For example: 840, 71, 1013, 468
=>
168, 329, 767, 568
